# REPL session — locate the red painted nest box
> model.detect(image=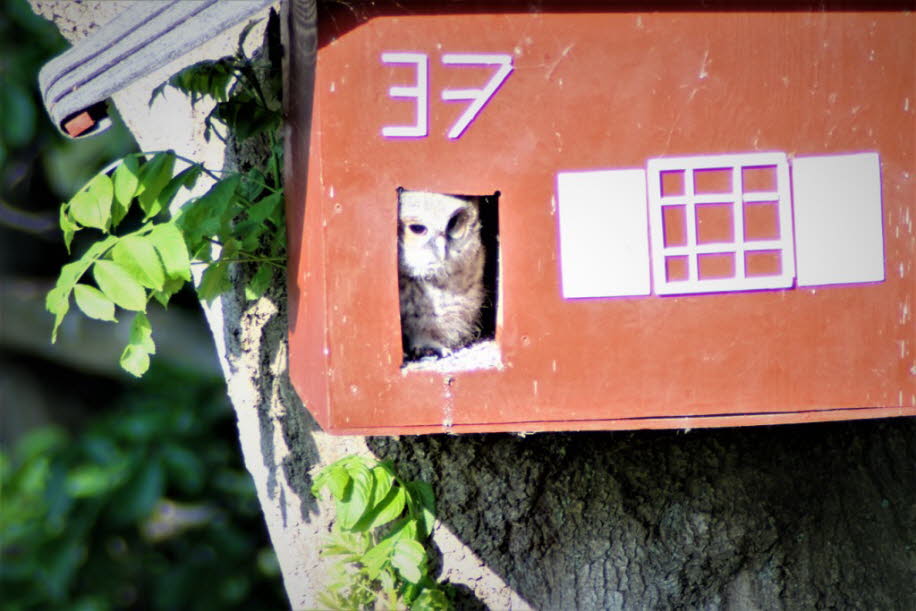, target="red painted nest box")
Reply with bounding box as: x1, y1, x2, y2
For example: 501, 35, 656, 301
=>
284, 3, 915, 435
